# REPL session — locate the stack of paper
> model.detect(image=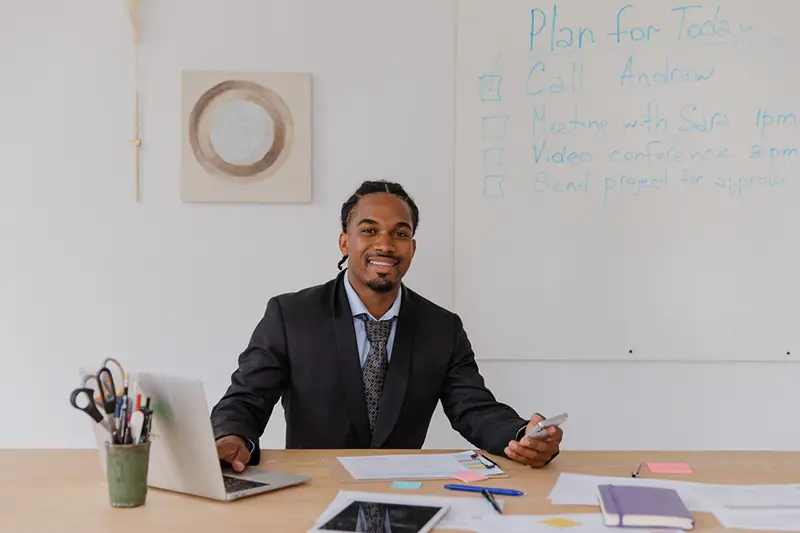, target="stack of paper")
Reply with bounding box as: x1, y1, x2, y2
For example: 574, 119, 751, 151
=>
695, 484, 800, 531
547, 473, 800, 531
336, 450, 504, 480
